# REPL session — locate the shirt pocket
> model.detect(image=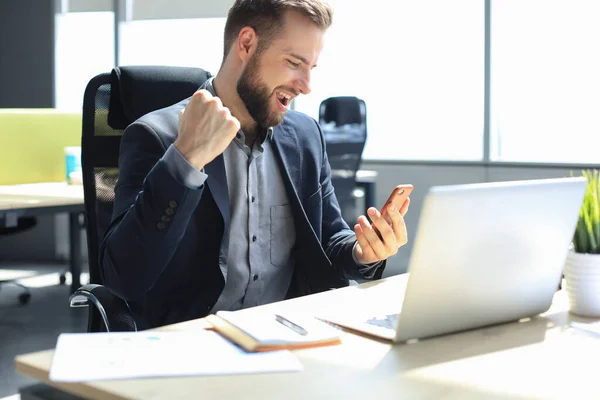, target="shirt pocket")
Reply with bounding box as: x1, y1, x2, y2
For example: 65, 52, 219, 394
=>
270, 204, 296, 267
